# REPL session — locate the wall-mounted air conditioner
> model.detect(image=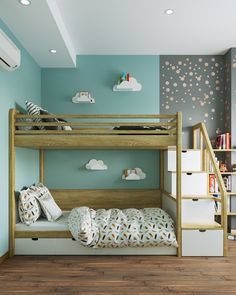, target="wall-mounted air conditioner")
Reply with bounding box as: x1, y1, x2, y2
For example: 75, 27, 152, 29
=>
0, 28, 21, 71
